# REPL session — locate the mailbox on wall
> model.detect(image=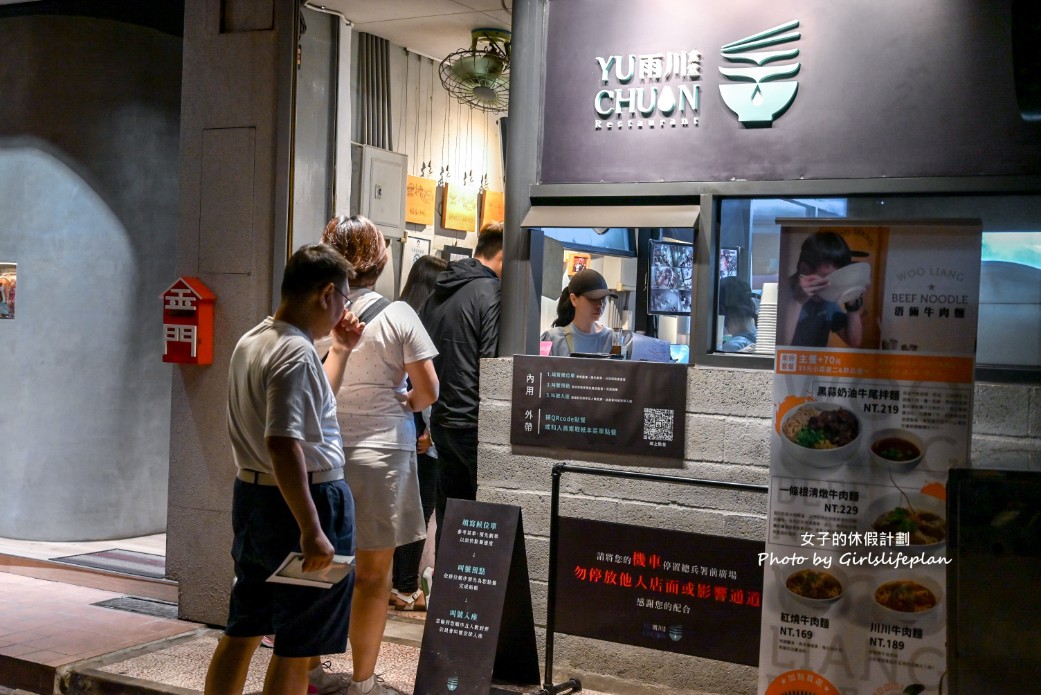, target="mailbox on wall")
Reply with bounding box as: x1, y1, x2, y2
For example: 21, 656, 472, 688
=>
162, 276, 215, 365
